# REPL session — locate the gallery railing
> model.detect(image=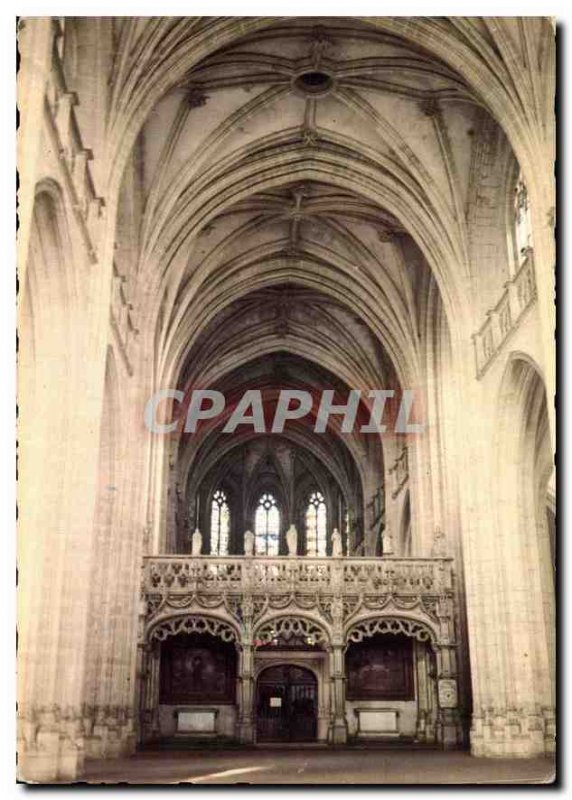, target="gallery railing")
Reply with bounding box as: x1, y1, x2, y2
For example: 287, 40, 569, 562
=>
472, 249, 537, 378
143, 555, 454, 596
